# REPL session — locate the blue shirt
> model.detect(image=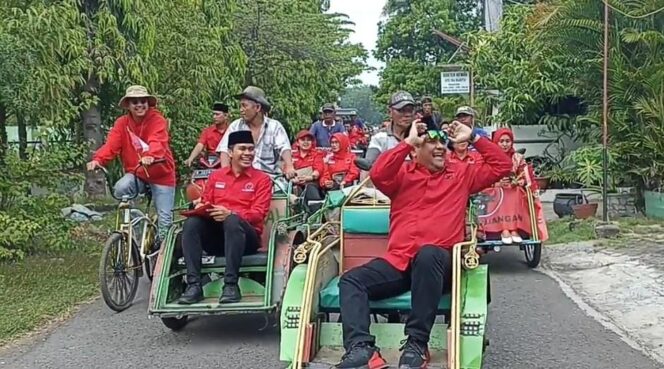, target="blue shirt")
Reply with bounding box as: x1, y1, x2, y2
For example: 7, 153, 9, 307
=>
309, 120, 346, 147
